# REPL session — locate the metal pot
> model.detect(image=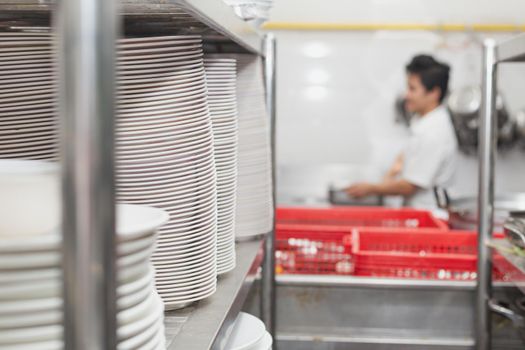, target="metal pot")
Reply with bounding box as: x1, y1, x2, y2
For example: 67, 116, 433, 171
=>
434, 188, 525, 231
447, 85, 515, 150
515, 109, 525, 141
